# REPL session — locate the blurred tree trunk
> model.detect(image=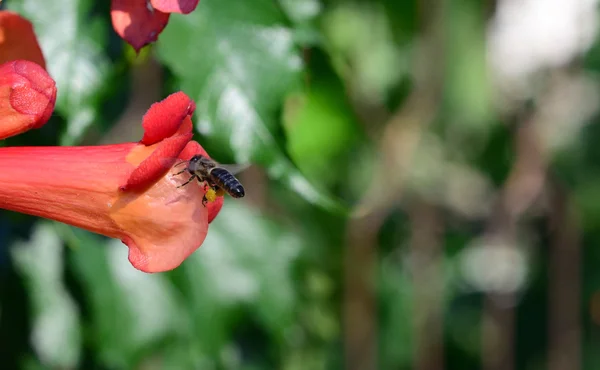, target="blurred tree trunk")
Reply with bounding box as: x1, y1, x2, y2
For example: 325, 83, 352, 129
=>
410, 201, 444, 370
344, 212, 386, 370
482, 294, 515, 370
342, 0, 445, 368
548, 181, 581, 370
482, 107, 545, 370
